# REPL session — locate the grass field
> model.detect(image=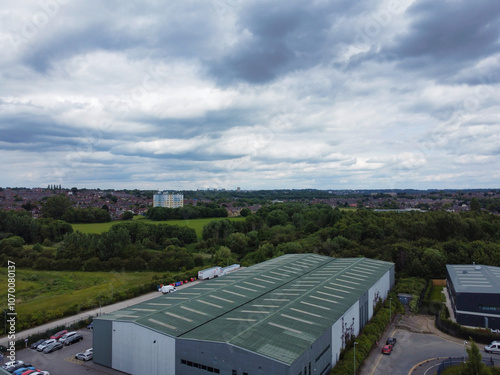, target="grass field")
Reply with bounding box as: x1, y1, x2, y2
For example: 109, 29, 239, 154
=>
0, 268, 161, 330
72, 216, 246, 238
